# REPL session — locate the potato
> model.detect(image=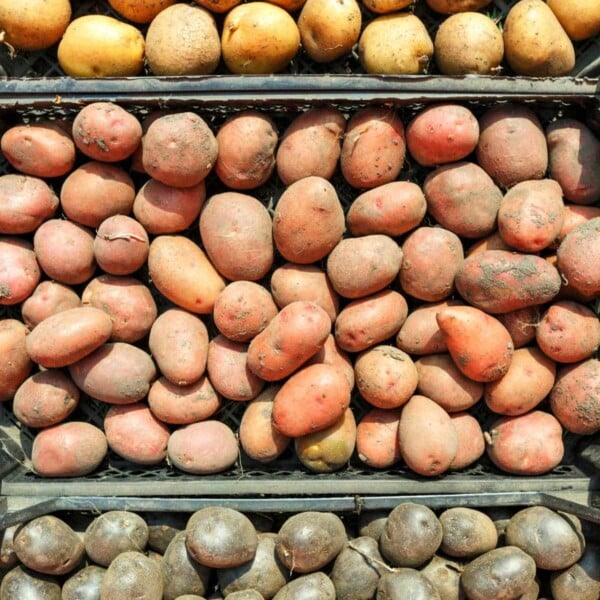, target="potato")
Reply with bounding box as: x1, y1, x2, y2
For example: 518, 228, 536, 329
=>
398, 395, 458, 477
340, 107, 405, 189
25, 306, 113, 369
68, 342, 156, 404
58, 15, 145, 77
61, 162, 135, 229
399, 226, 464, 302
1, 122, 75, 178
62, 566, 106, 600
0, 566, 61, 600
101, 551, 163, 600
358, 14, 434, 75
148, 235, 226, 314
449, 411, 485, 470
148, 376, 221, 426
423, 162, 502, 239
327, 234, 403, 299
142, 112, 218, 188
550, 358, 600, 435
104, 403, 170, 465
505, 507, 584, 570
335, 290, 408, 353
146, 4, 220, 76
133, 179, 206, 235
272, 363, 351, 437
0, 237, 40, 305
550, 544, 600, 600
31, 421, 107, 477
298, 0, 361, 63
276, 107, 345, 185
195, 0, 241, 12
476, 103, 548, 188
406, 104, 479, 167
221, 3, 300, 74
420, 555, 462, 600
13, 369, 79, 428
295, 407, 357, 472
547, 0, 600, 40
358, 511, 388, 541
0, 525, 20, 570
485, 410, 564, 475
33, 219, 96, 286
425, 0, 492, 12
496, 306, 540, 349
438, 508, 497, 559
434, 12, 503, 75
503, 0, 575, 77
306, 334, 355, 390
363, 0, 413, 13
554, 205, 600, 248
187, 507, 258, 569
377, 569, 441, 599
0, 319, 32, 402
460, 546, 536, 600
455, 250, 561, 314
108, 0, 176, 23
347, 181, 426, 237
356, 407, 402, 469
466, 231, 513, 255
276, 512, 346, 574
247, 301, 331, 382
273, 572, 335, 600
415, 353, 483, 412
200, 192, 274, 281
355, 345, 418, 409
167, 420, 238, 474
94, 215, 150, 276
